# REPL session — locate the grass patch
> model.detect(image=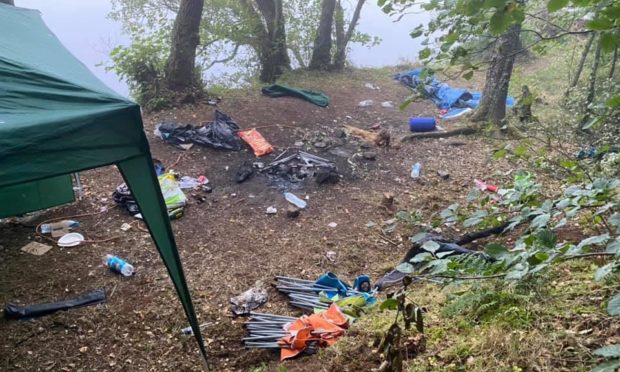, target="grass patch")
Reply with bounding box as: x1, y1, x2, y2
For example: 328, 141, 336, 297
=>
323, 260, 616, 371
